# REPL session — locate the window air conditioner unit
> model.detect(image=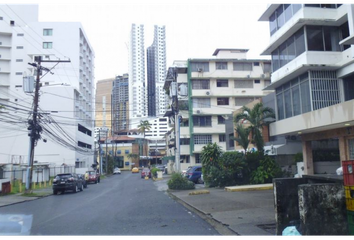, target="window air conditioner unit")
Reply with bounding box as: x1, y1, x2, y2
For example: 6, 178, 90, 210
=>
206, 91, 211, 96
196, 110, 201, 114
197, 68, 203, 72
